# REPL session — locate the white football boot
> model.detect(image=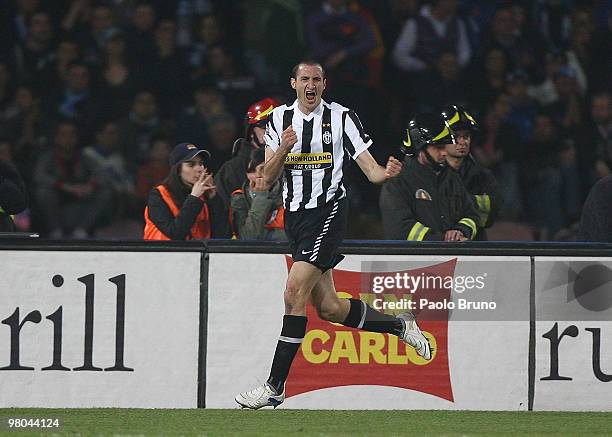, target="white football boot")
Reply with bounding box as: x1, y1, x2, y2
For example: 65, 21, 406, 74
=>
398, 312, 432, 360
235, 383, 285, 409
